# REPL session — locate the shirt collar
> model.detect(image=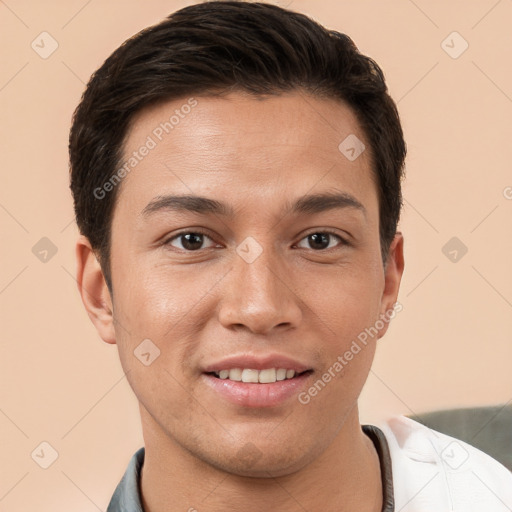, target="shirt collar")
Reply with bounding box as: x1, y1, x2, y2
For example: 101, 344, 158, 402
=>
362, 424, 395, 512
107, 446, 145, 512
107, 425, 394, 512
